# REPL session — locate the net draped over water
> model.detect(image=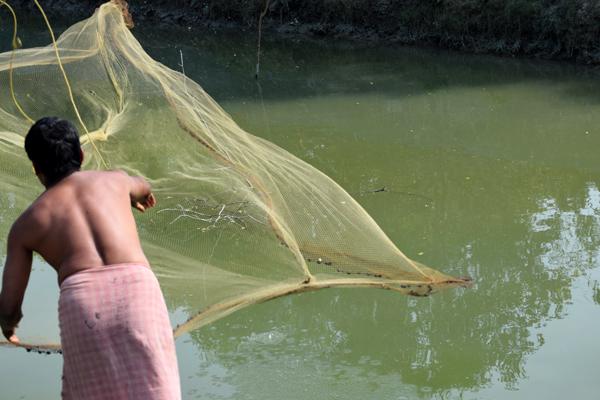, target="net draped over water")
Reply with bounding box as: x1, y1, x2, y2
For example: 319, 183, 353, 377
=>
0, 2, 470, 349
